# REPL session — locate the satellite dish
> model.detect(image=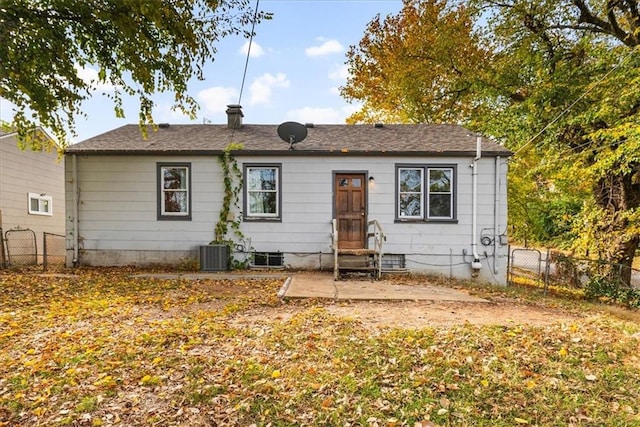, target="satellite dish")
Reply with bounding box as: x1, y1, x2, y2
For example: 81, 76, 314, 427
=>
277, 121, 307, 150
